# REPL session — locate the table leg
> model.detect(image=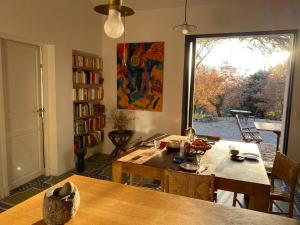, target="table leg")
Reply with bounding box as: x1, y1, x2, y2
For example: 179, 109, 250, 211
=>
112, 161, 122, 183
109, 148, 119, 159
248, 185, 270, 212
